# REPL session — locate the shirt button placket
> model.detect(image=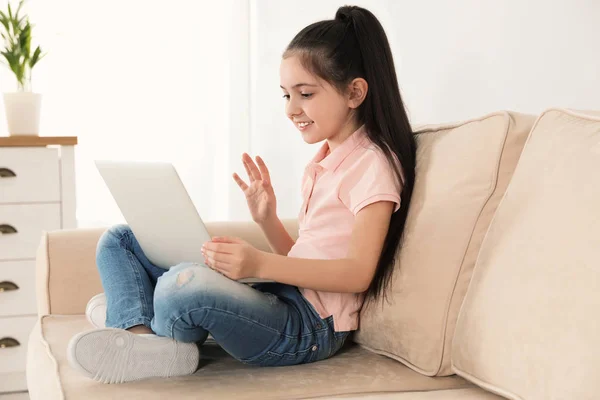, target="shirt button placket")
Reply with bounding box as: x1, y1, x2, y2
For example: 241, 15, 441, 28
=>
303, 165, 318, 216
